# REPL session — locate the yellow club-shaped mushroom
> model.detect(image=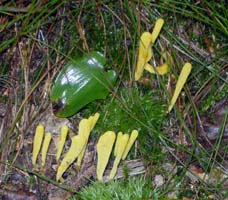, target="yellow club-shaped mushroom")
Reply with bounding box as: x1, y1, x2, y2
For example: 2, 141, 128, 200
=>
41, 132, 52, 168
88, 112, 100, 130
32, 124, 45, 168
122, 130, 138, 160
151, 18, 164, 43
109, 134, 129, 180
135, 32, 153, 81
77, 113, 100, 168
144, 63, 169, 75
168, 62, 192, 112
114, 132, 123, 157
76, 119, 91, 168
96, 131, 116, 181
56, 125, 68, 162
56, 135, 85, 181
135, 18, 167, 81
